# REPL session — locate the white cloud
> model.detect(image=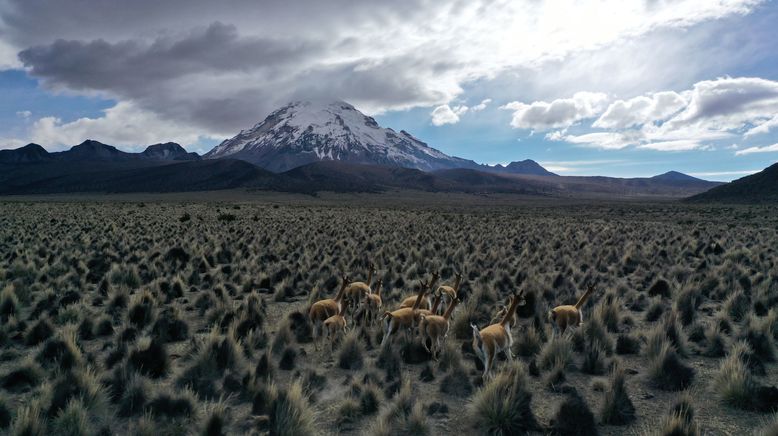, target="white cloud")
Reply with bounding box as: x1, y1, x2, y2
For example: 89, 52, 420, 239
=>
28, 102, 215, 150
593, 91, 687, 129
637, 139, 709, 151
502, 92, 608, 130
0, 138, 28, 150
548, 76, 778, 152
471, 99, 492, 112
430, 105, 462, 126
545, 131, 636, 149
734, 143, 778, 155
688, 170, 760, 177
744, 114, 778, 137
3, 0, 761, 136
16, 110, 32, 118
